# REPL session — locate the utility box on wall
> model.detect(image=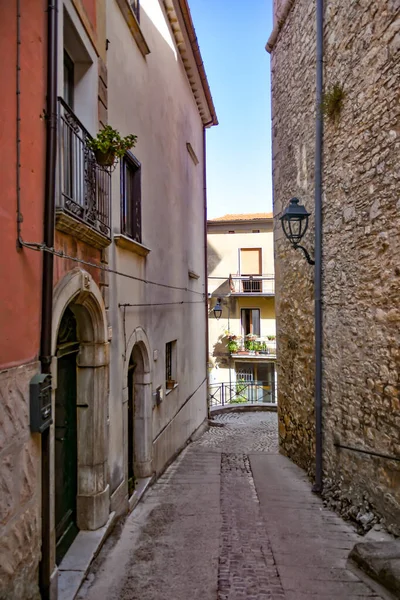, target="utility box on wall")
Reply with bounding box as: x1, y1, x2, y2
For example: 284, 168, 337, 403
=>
30, 373, 52, 433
